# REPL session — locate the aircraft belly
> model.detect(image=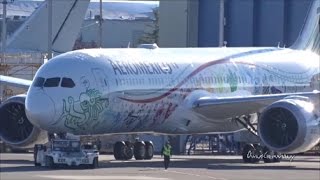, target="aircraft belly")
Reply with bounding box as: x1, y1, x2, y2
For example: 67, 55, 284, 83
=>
155, 108, 244, 134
